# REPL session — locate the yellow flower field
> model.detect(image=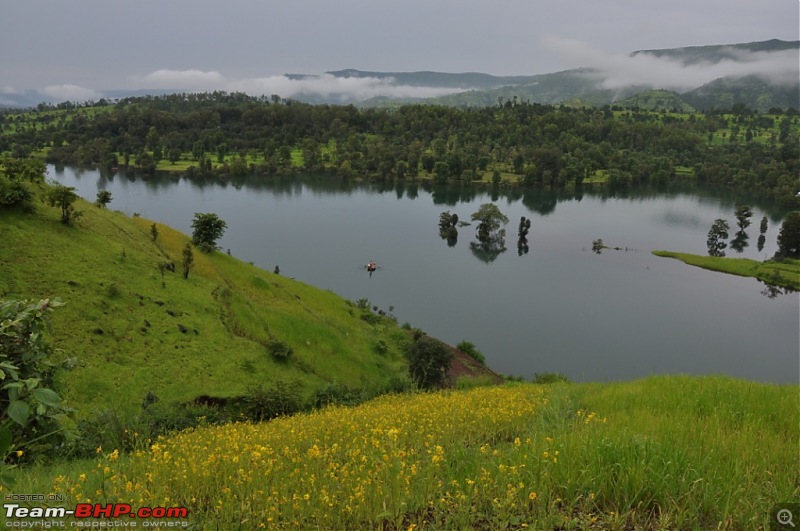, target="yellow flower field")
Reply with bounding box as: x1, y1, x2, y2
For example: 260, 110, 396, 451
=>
49, 377, 798, 529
